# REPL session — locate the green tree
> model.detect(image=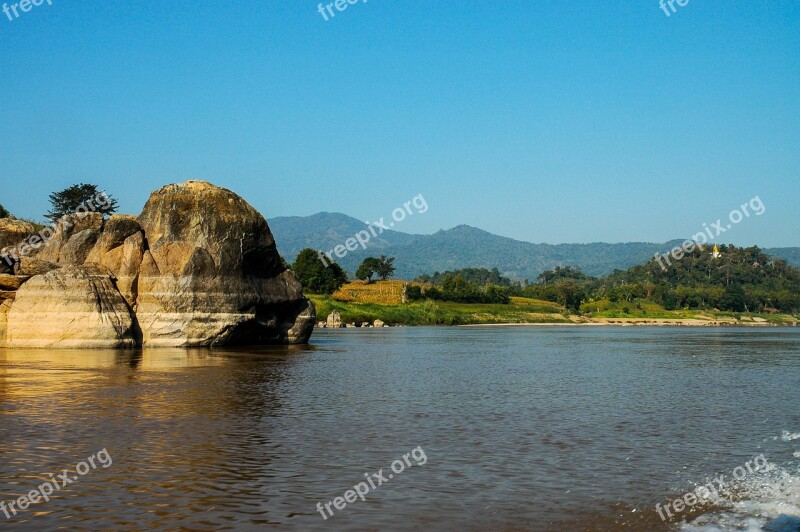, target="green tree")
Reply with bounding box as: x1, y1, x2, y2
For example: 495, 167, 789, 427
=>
553, 279, 585, 312
356, 257, 382, 283
537, 266, 592, 285
484, 284, 511, 304
720, 284, 746, 312
292, 248, 348, 294
46, 183, 119, 223
415, 267, 513, 287
375, 255, 396, 281
442, 274, 477, 300
0, 204, 10, 219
